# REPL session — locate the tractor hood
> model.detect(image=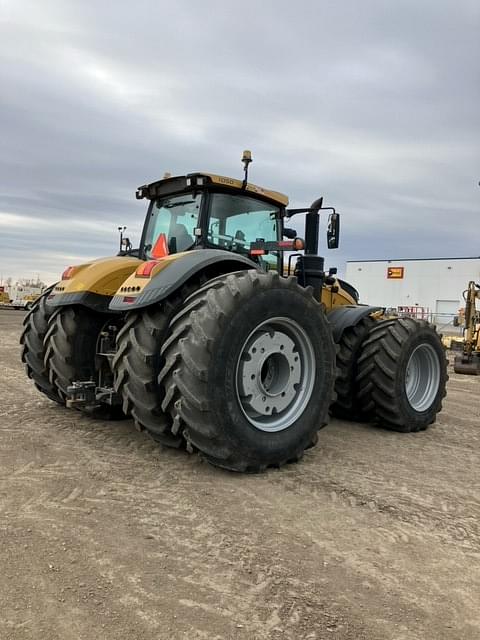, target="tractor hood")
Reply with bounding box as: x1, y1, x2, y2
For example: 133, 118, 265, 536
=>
109, 249, 258, 312
47, 255, 142, 313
